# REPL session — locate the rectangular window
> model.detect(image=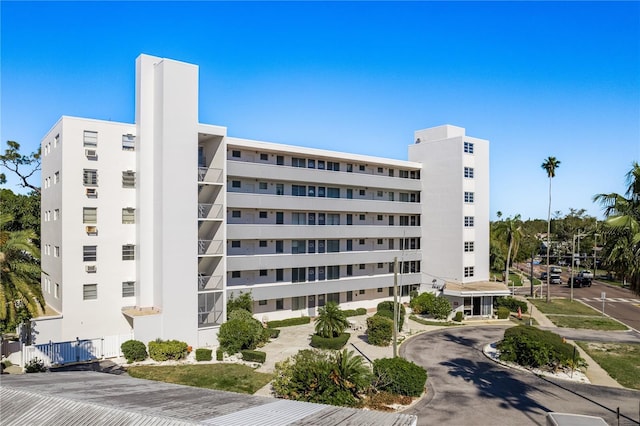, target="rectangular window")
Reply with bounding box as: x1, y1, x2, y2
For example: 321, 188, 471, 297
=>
377, 239, 383, 245
359, 264, 365, 270
464, 142, 474, 154
464, 216, 475, 227
83, 131, 98, 147
232, 180, 241, 188
122, 134, 135, 151
359, 239, 365, 245
377, 263, 384, 268
259, 211, 267, 219
346, 240, 353, 251
464, 191, 474, 203
55, 283, 59, 298
122, 208, 135, 224
259, 299, 267, 305
292, 212, 306, 224
276, 183, 284, 195
464, 167, 474, 178
276, 155, 284, 165
359, 214, 365, 221
388, 239, 395, 250
54, 246, 60, 257
377, 167, 383, 173
399, 170, 409, 178
276, 212, 284, 224
327, 239, 340, 253
377, 215, 383, 221
232, 271, 241, 278
388, 192, 395, 201
276, 298, 284, 310
122, 281, 135, 297
308, 267, 316, 281
464, 266, 475, 277
347, 164, 353, 172
346, 188, 353, 199
399, 193, 409, 202
54, 209, 59, 220
260, 153, 269, 161
308, 159, 315, 168
327, 187, 340, 198
377, 191, 383, 198
292, 157, 305, 167
327, 161, 339, 171
464, 241, 475, 252
292, 296, 306, 311
232, 210, 241, 218
327, 214, 340, 225
122, 244, 135, 260
359, 189, 365, 196
83, 284, 97, 300
231, 240, 241, 248
292, 267, 306, 282
308, 240, 315, 253
326, 266, 339, 281
82, 246, 98, 262
292, 185, 307, 196
359, 165, 365, 171
308, 213, 316, 225
346, 214, 353, 225
83, 169, 98, 186
317, 187, 326, 197
259, 240, 267, 247
292, 240, 306, 254
318, 240, 325, 253
232, 150, 241, 158
259, 182, 268, 190
122, 171, 136, 188
347, 265, 353, 276
276, 241, 283, 253
359, 289, 365, 295
83, 207, 97, 224
318, 213, 325, 225
276, 269, 284, 281
327, 292, 340, 304
318, 160, 325, 170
